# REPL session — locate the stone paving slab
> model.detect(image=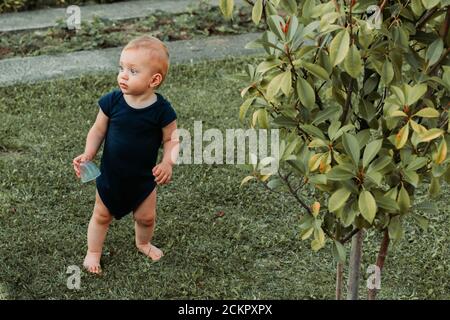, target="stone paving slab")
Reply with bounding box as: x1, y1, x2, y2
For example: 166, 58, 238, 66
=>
0, 32, 263, 87
0, 0, 245, 32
